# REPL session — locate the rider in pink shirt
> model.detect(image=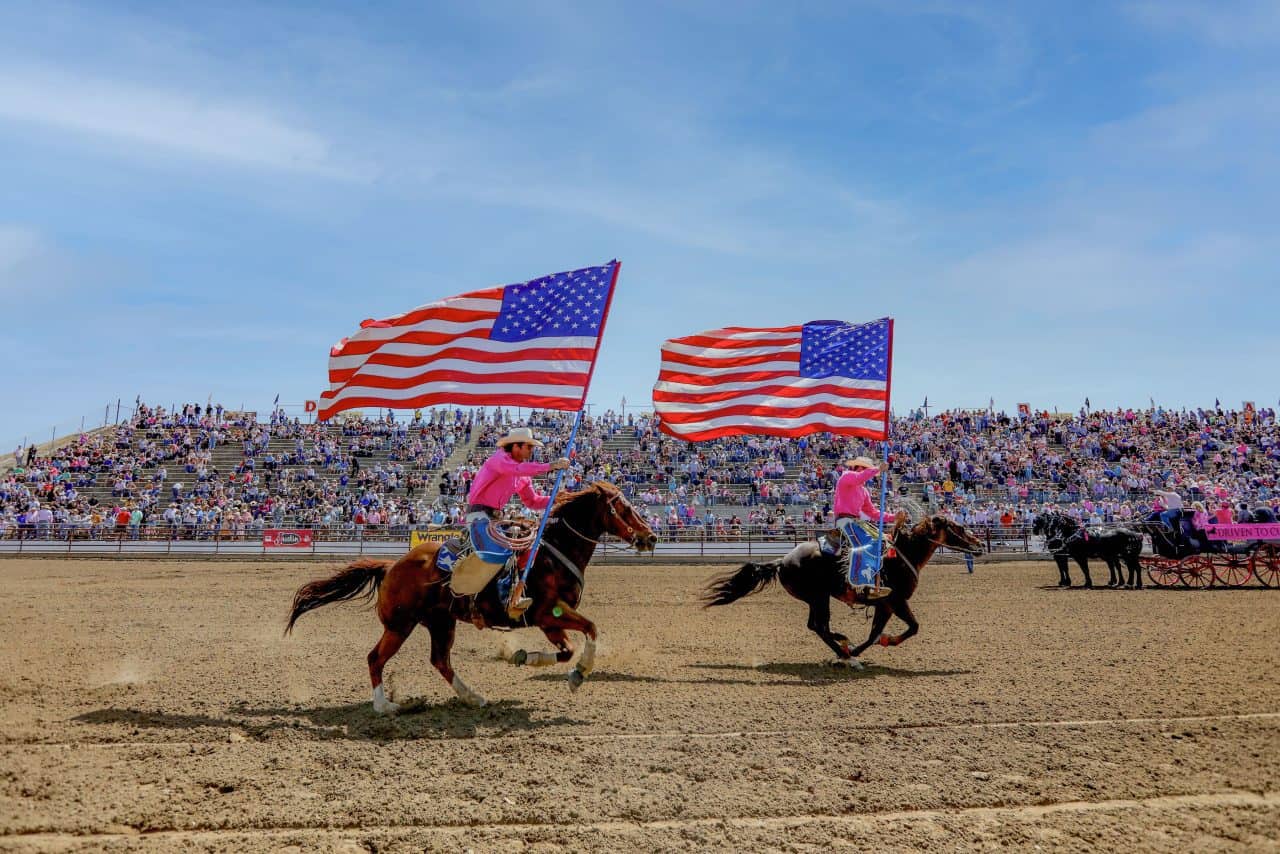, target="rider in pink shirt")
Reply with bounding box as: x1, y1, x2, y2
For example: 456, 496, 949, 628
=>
465, 426, 569, 618
834, 463, 895, 522
833, 456, 905, 601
